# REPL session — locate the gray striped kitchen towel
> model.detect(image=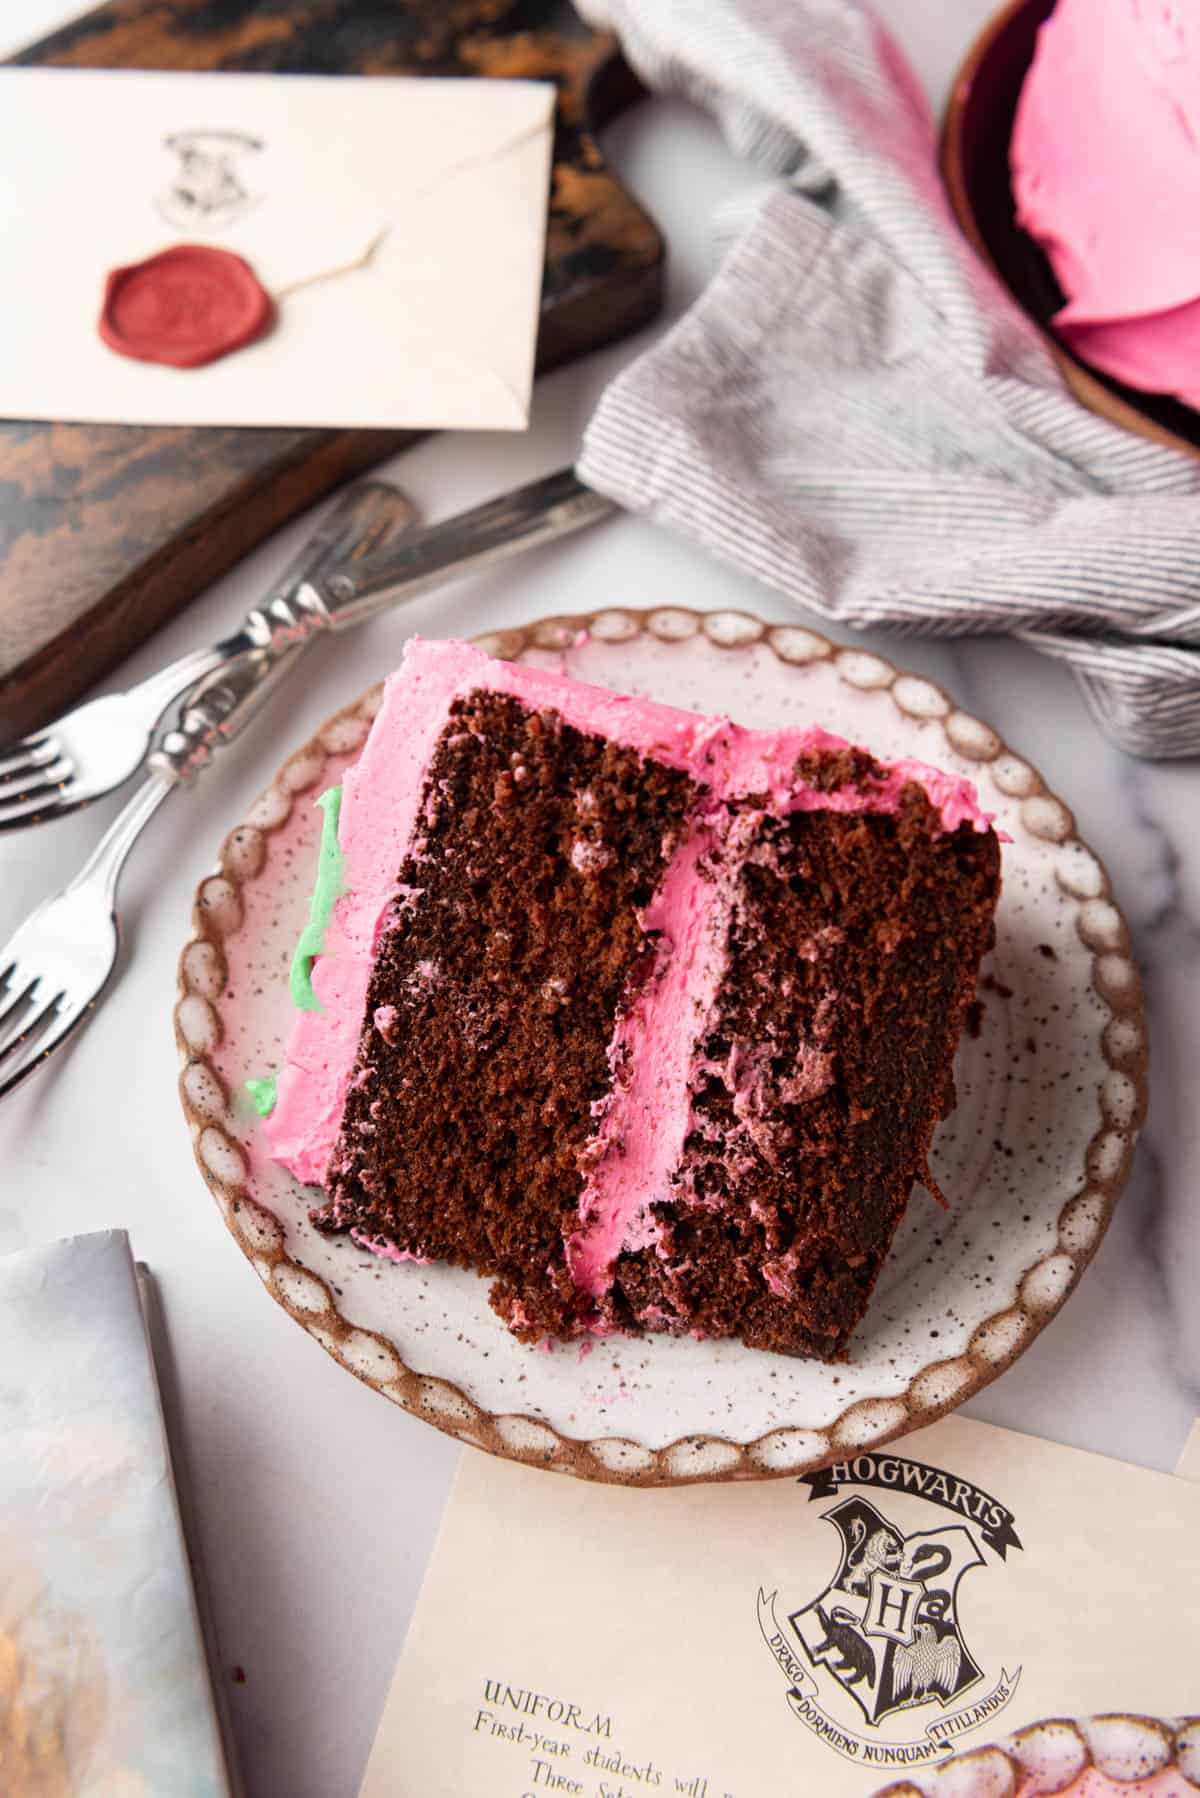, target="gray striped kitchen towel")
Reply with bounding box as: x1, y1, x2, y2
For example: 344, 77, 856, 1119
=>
575, 0, 1200, 758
